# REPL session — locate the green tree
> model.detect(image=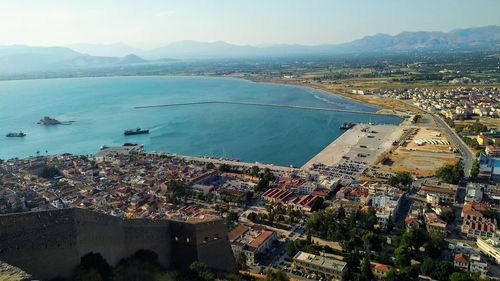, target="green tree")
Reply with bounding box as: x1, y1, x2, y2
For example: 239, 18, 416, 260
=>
234, 252, 248, 270
358, 257, 373, 281
218, 164, 231, 172
256, 178, 270, 191
73, 252, 111, 281
310, 197, 324, 211
450, 272, 472, 281
113, 250, 164, 281
430, 261, 456, 281
40, 165, 61, 179
419, 258, 434, 276
441, 209, 455, 224
285, 239, 316, 257
264, 269, 289, 281
425, 231, 448, 258
435, 162, 464, 184
394, 245, 410, 267
470, 159, 479, 179
384, 269, 411, 281
250, 165, 260, 176
388, 172, 413, 189
189, 261, 215, 281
